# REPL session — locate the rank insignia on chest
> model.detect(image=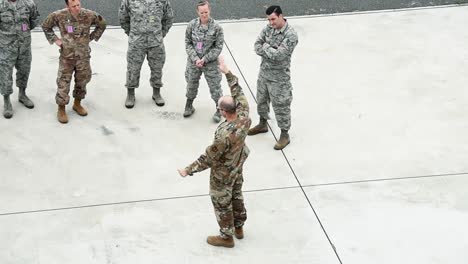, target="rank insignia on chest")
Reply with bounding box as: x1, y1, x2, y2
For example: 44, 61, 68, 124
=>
149, 16, 155, 23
